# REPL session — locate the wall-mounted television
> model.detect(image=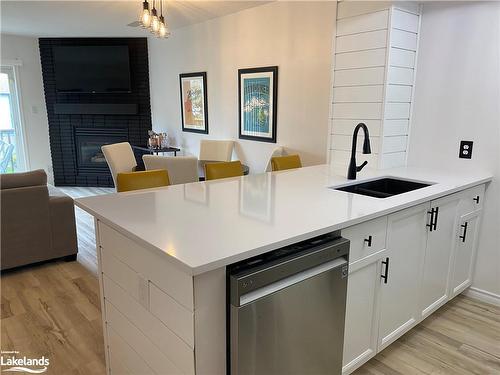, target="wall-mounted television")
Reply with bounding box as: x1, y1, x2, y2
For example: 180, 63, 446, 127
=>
53, 45, 131, 93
